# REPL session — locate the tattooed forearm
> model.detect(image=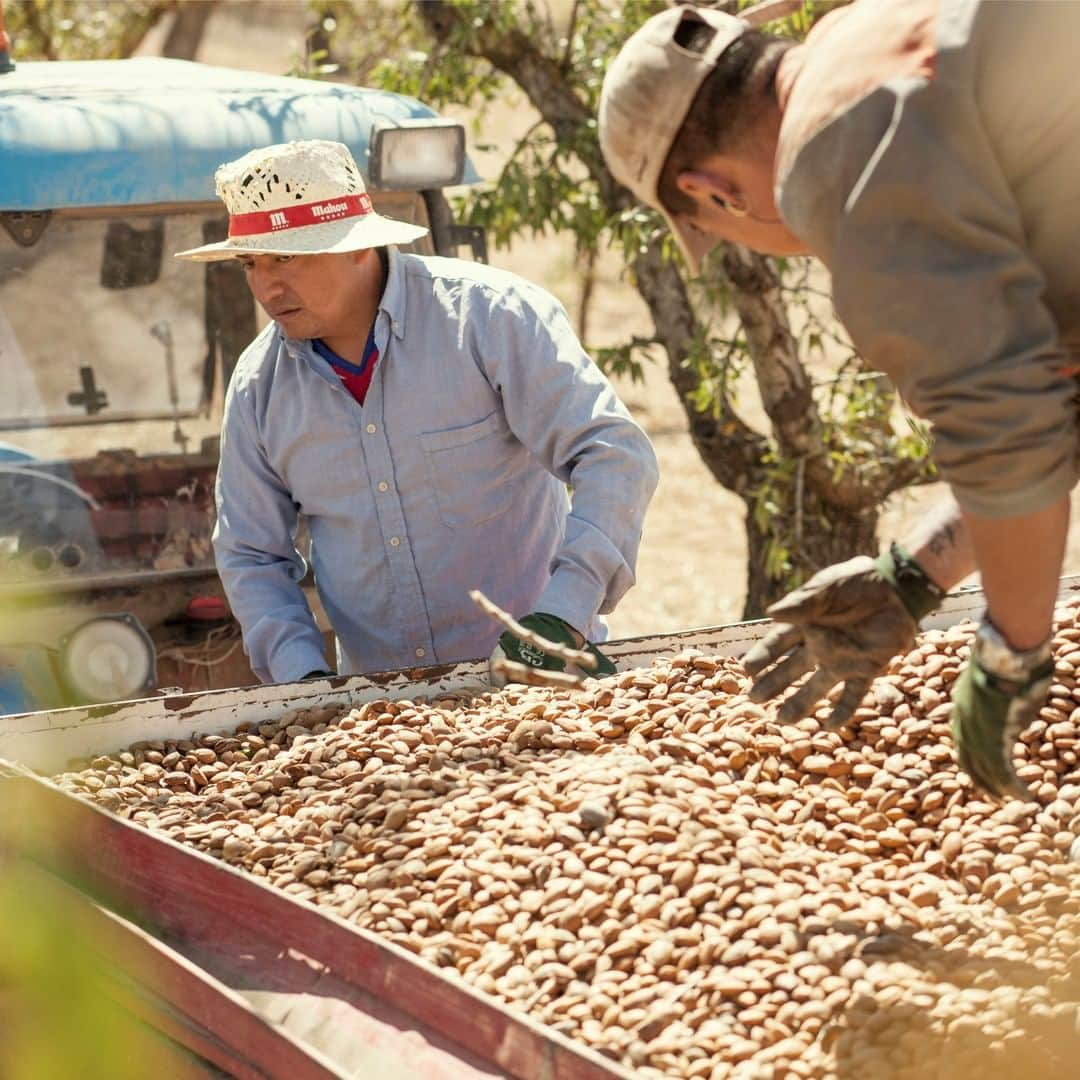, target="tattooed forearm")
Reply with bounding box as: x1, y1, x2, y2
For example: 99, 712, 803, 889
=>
904, 494, 976, 591
925, 522, 957, 558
